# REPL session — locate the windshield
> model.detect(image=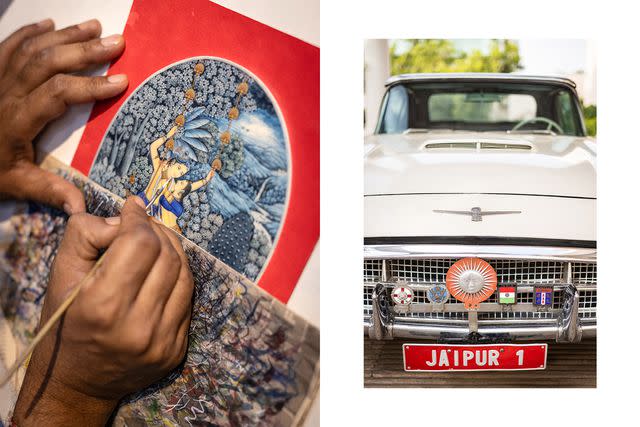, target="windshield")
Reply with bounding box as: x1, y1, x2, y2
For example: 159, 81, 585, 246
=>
376, 80, 585, 136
